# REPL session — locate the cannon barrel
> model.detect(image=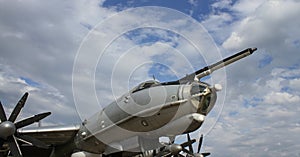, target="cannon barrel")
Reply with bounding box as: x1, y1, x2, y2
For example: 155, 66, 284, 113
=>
181, 47, 257, 81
